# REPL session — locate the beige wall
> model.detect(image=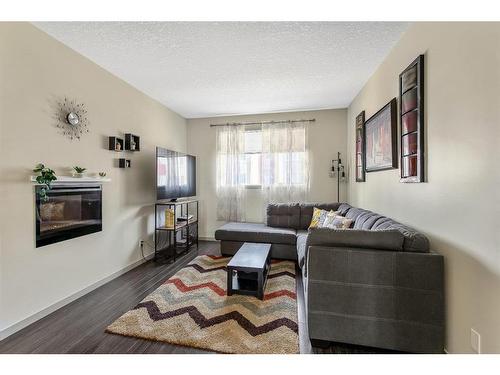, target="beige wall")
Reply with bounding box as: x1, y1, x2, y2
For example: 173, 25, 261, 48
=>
347, 22, 500, 353
187, 109, 347, 239
0, 23, 187, 336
